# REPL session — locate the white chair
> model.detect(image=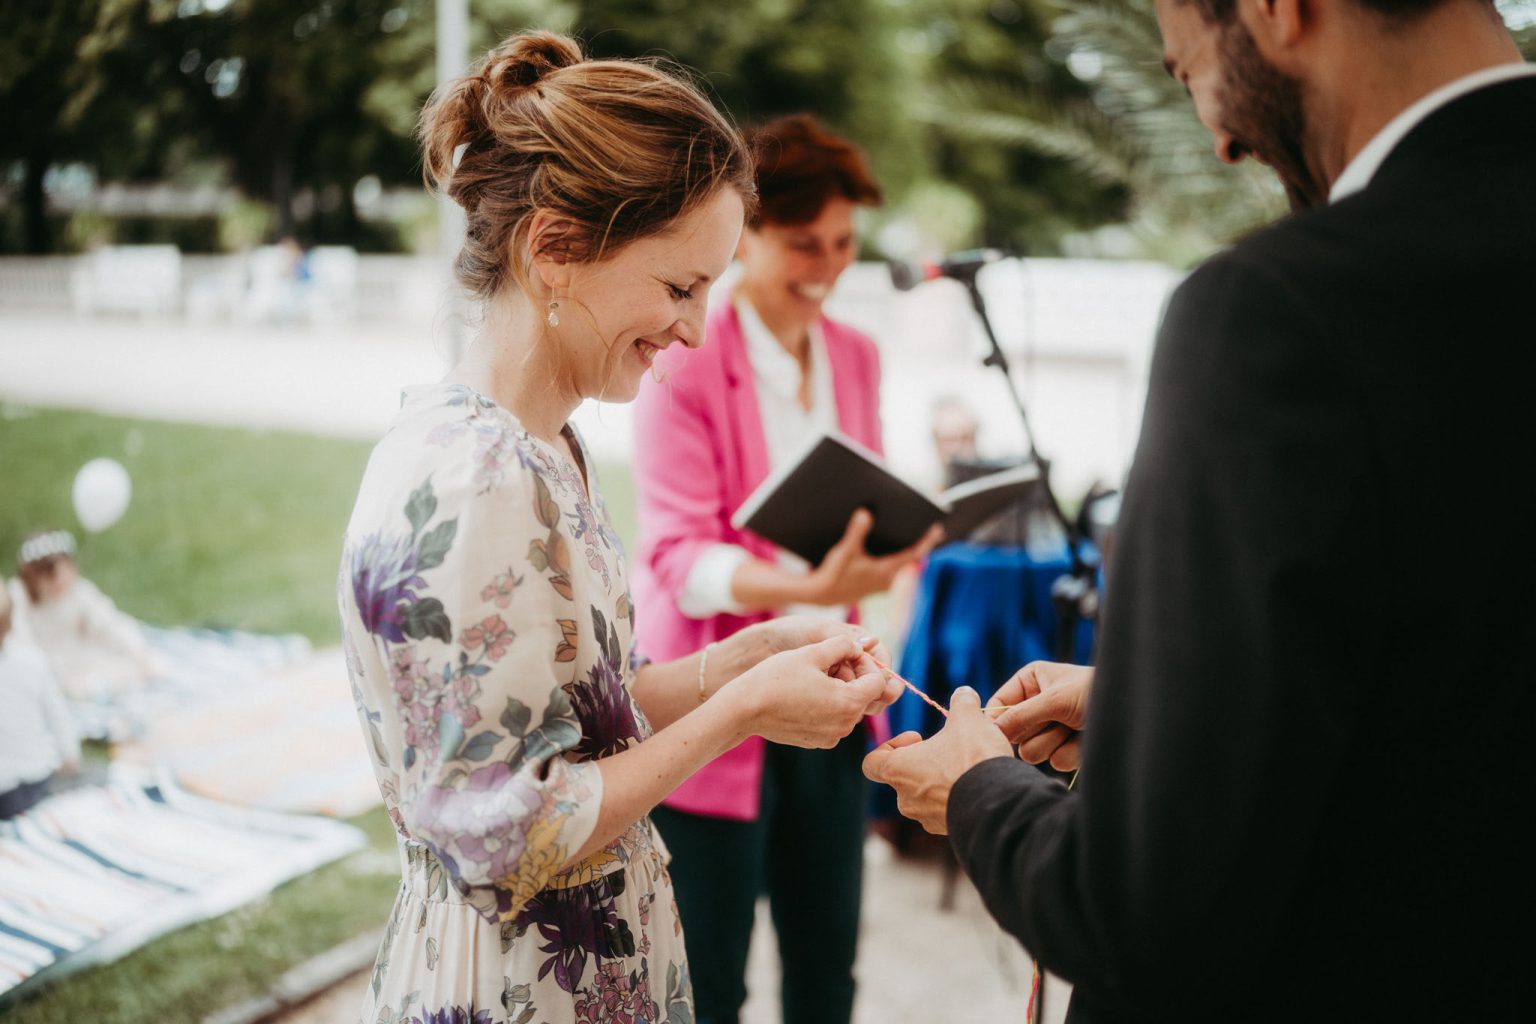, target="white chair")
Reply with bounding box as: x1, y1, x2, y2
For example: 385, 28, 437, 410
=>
70, 245, 182, 317
305, 245, 359, 323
